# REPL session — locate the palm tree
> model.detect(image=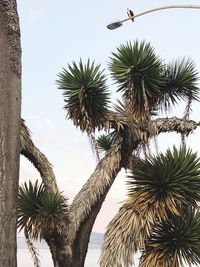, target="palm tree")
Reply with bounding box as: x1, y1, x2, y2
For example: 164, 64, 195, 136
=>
0, 1, 21, 266
19, 41, 200, 267
100, 146, 200, 267
17, 180, 68, 267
